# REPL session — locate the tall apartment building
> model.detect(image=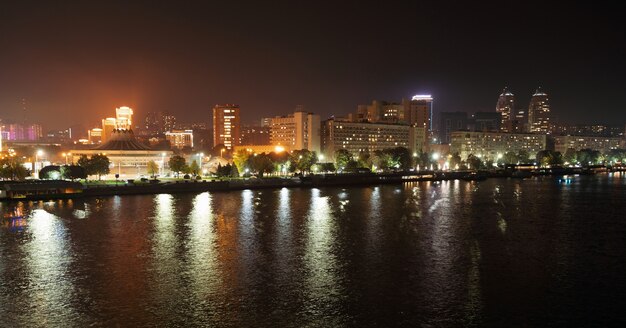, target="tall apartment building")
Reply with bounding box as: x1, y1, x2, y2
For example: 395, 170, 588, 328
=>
403, 95, 433, 131
165, 129, 194, 149
496, 88, 514, 132
270, 111, 320, 153
321, 118, 427, 160
359, 95, 433, 130
213, 104, 241, 150
553, 136, 622, 154
528, 88, 551, 134
450, 131, 547, 160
